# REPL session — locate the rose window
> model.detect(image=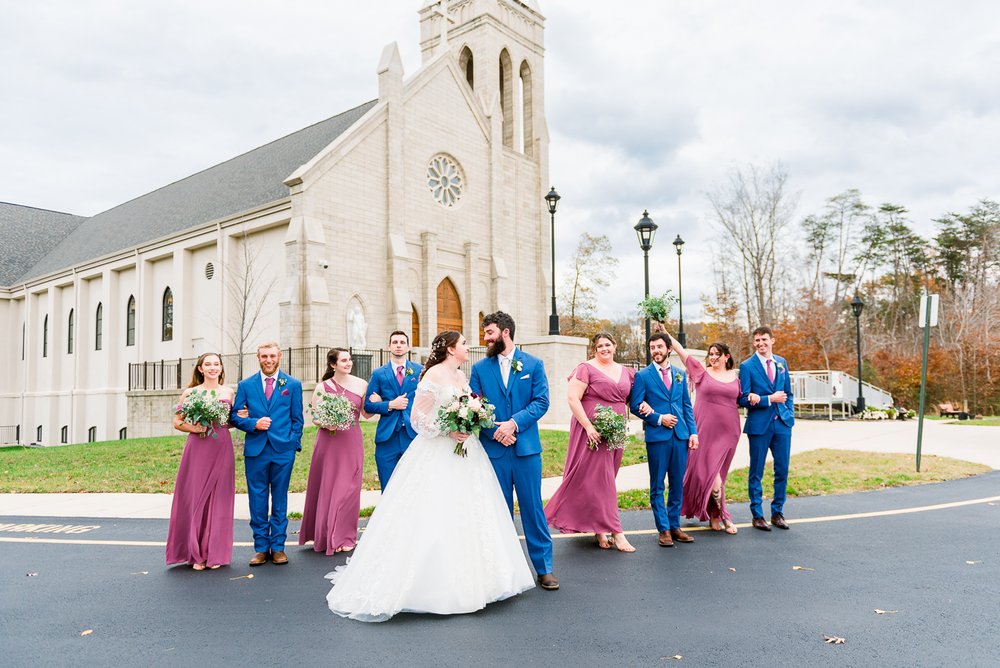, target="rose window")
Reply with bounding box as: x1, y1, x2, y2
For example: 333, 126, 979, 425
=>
427, 154, 464, 208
